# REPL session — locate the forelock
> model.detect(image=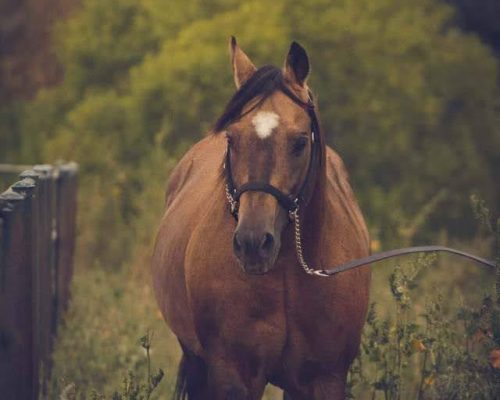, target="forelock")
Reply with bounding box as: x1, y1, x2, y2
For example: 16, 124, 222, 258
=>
214, 65, 285, 132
